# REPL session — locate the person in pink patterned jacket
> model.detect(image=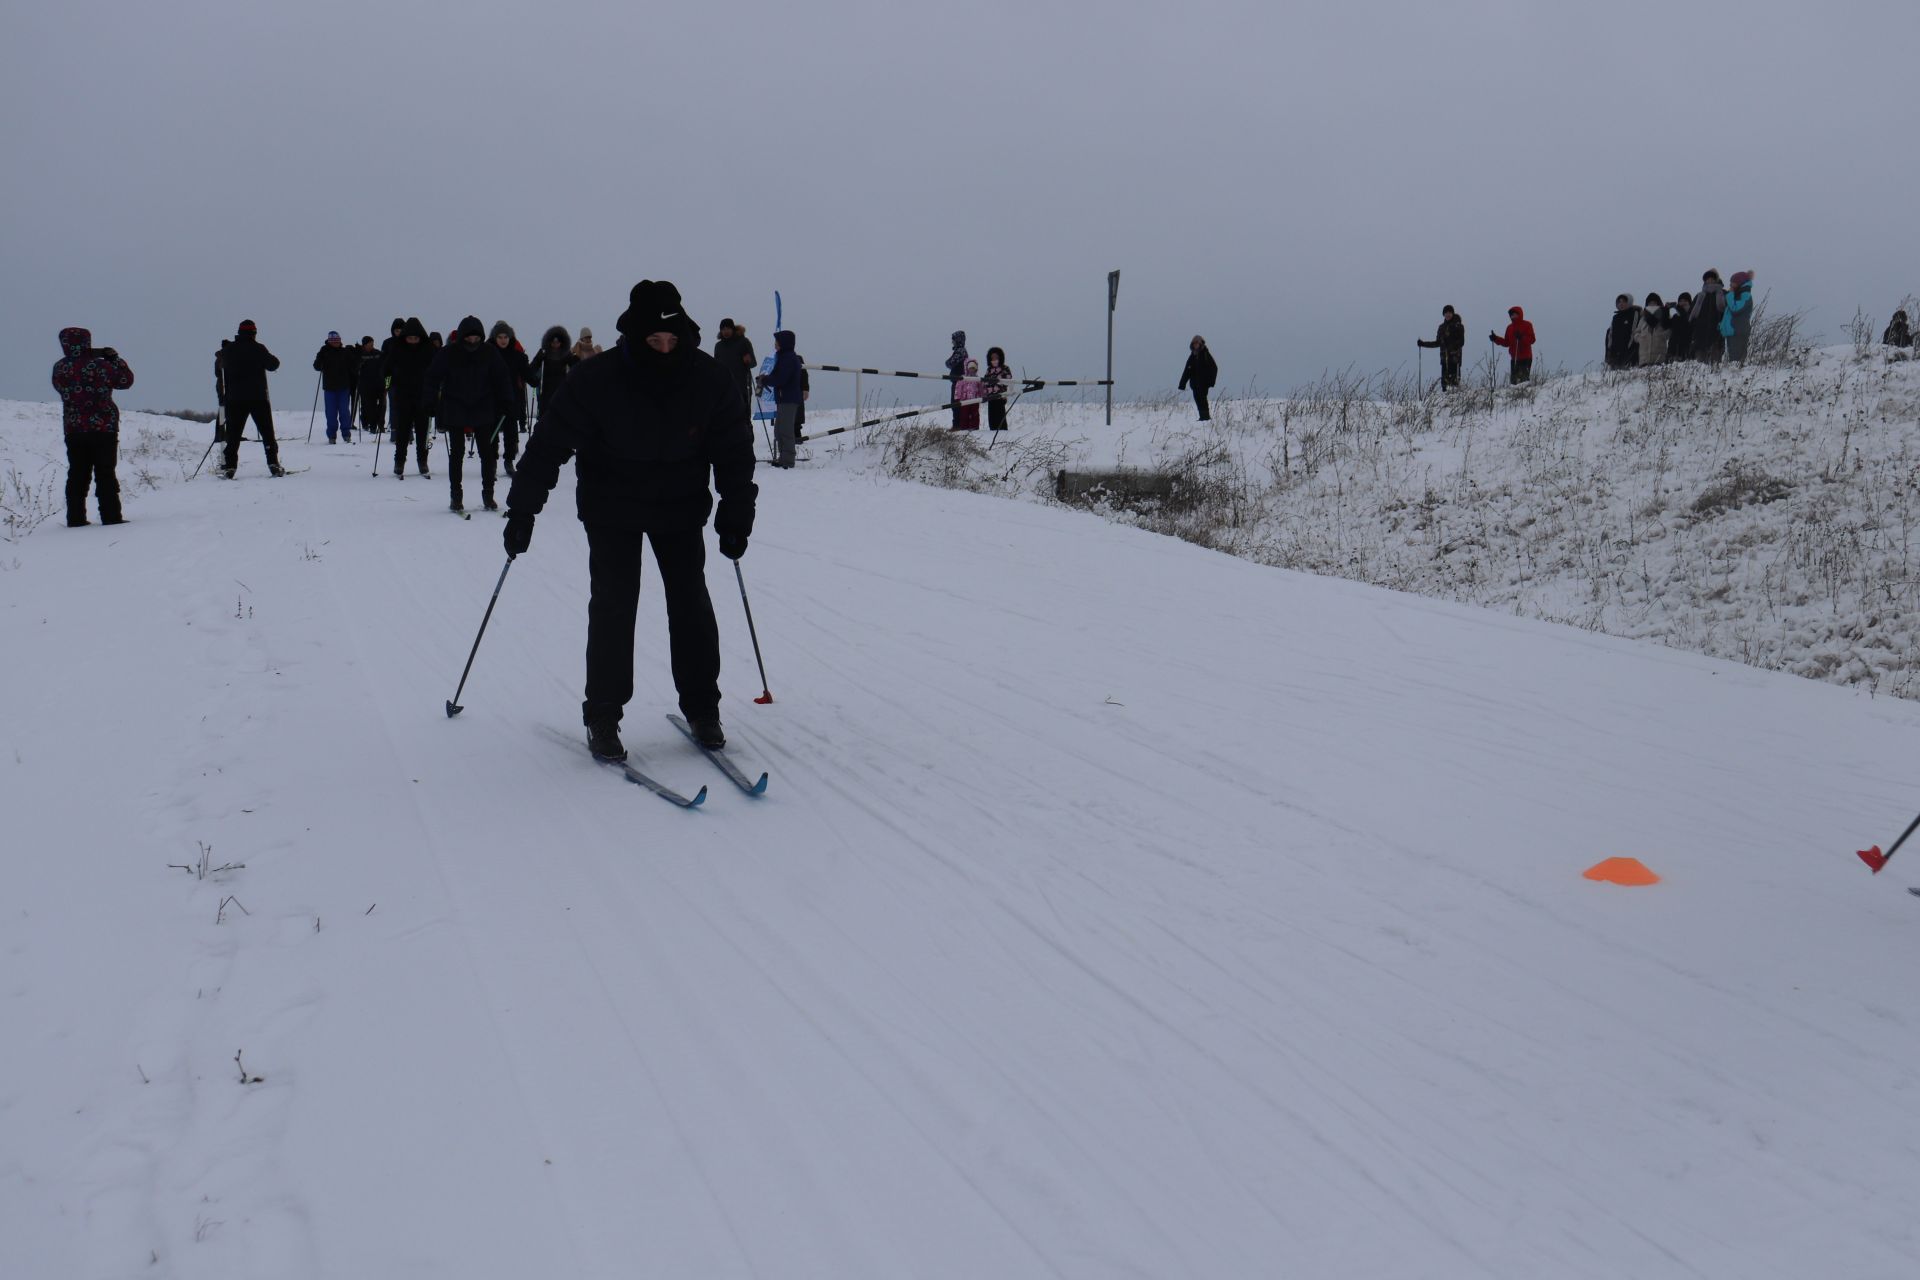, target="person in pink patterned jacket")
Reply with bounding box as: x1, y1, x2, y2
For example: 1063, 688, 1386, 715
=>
50, 327, 134, 526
